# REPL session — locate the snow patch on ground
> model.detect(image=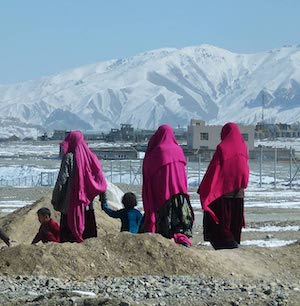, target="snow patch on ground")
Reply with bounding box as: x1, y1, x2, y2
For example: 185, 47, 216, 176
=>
0, 200, 32, 213
199, 240, 297, 248
243, 225, 300, 232
241, 239, 297, 247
